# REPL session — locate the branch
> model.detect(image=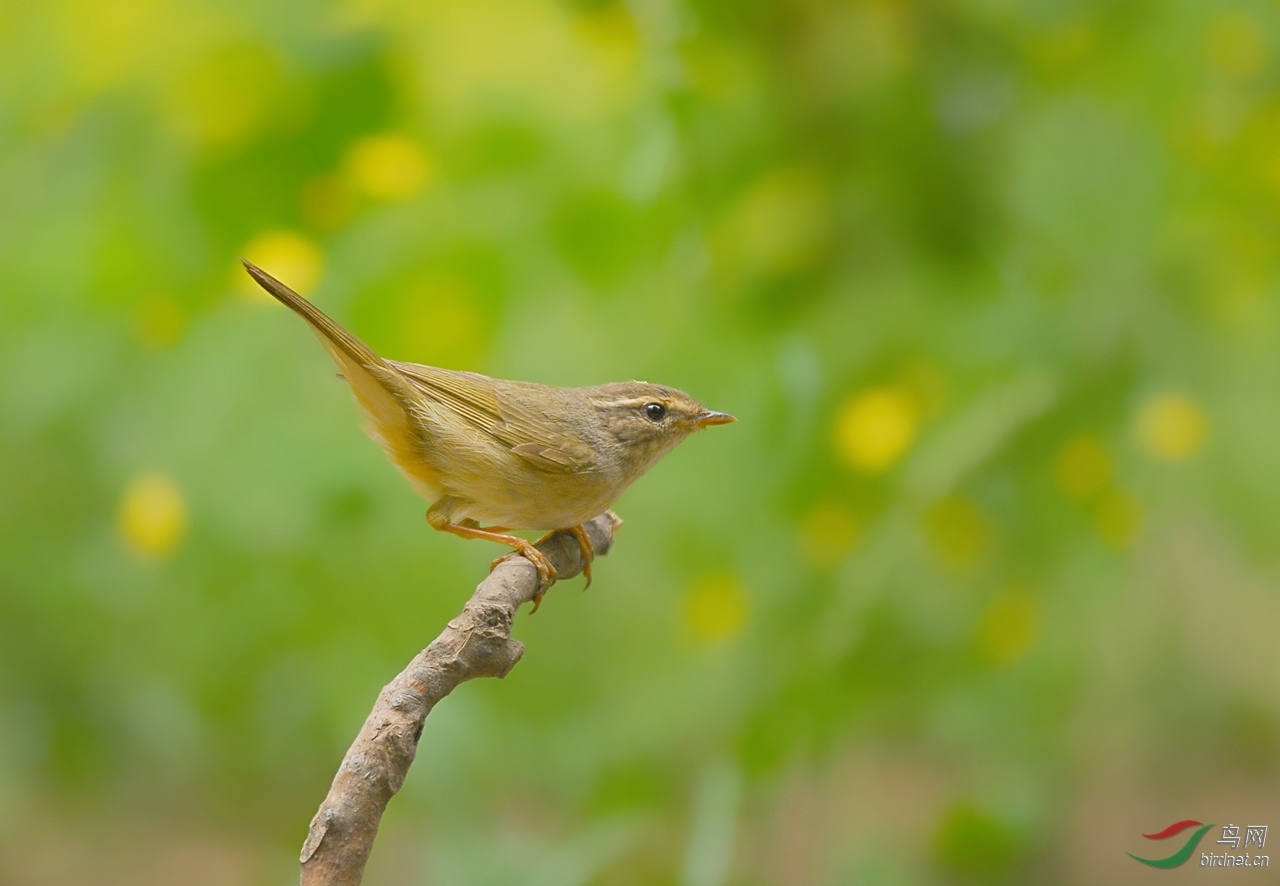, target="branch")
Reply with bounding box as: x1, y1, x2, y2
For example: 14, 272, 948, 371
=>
299, 512, 622, 885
